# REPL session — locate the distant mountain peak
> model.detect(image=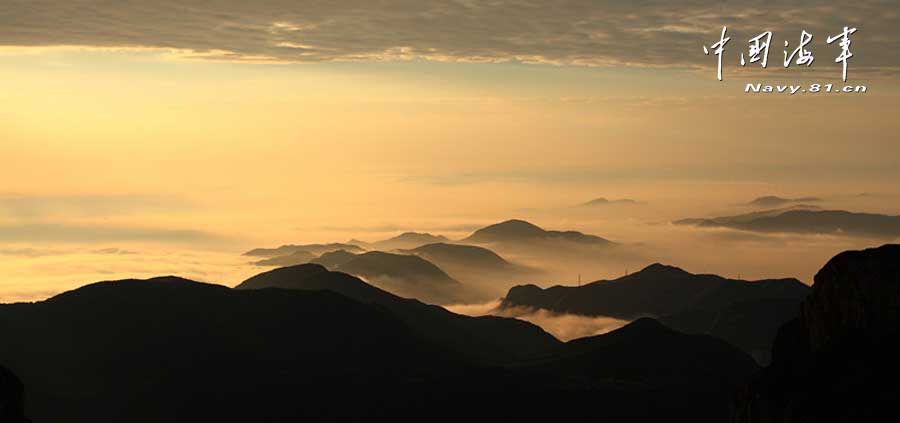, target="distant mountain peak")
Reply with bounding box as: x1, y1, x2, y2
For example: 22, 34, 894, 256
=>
465, 219, 611, 245
634, 263, 689, 276
675, 207, 900, 239
496, 219, 544, 230
355, 232, 451, 250
243, 243, 364, 257
271, 262, 329, 274
398, 231, 444, 238
580, 198, 640, 207
747, 195, 823, 208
